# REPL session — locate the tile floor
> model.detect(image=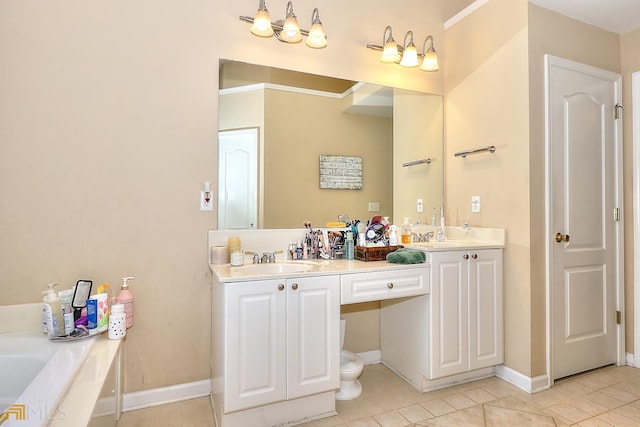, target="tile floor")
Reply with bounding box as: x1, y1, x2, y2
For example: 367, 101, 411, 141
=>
117, 363, 640, 426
